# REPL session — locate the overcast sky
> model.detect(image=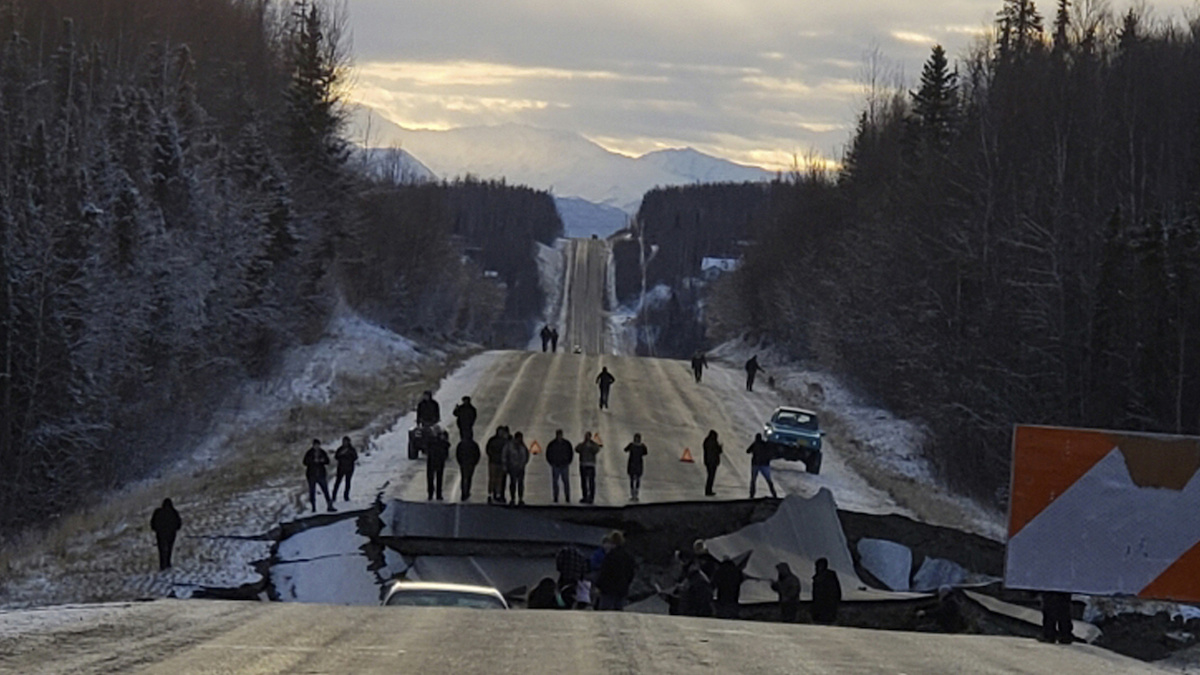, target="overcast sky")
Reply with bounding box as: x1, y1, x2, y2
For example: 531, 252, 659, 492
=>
346, 1, 1197, 170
